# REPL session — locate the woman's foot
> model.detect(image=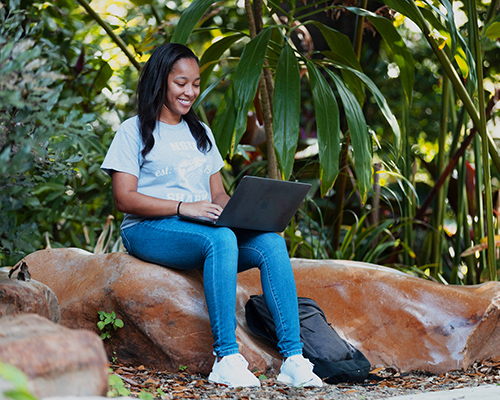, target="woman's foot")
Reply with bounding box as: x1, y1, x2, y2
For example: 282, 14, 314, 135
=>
208, 353, 261, 388
277, 354, 323, 387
